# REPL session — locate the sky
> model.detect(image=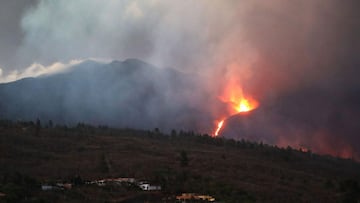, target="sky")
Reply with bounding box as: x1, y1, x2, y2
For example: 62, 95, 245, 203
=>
1, 1, 359, 86
0, 0, 359, 158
